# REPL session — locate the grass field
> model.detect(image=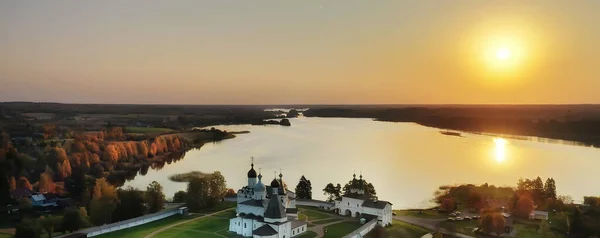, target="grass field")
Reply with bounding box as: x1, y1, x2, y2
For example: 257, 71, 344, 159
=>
95, 215, 192, 238
296, 231, 318, 238
439, 220, 479, 236
0, 233, 12, 238
323, 221, 361, 238
394, 210, 447, 219
125, 127, 174, 134
153, 217, 229, 238
380, 220, 430, 238
301, 210, 331, 221
312, 218, 342, 224
513, 224, 567, 238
